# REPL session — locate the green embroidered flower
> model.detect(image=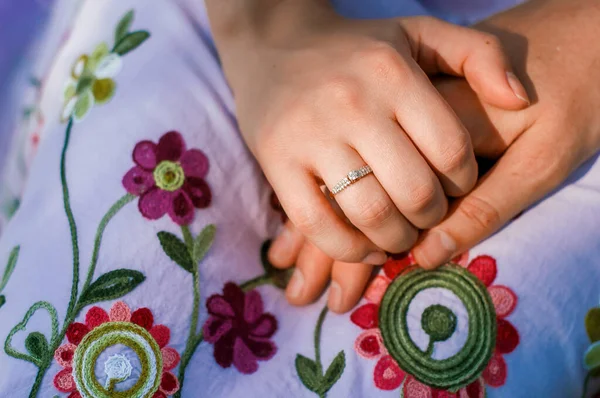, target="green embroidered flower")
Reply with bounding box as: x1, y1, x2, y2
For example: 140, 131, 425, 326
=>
61, 43, 122, 123
60, 10, 149, 123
